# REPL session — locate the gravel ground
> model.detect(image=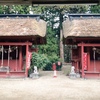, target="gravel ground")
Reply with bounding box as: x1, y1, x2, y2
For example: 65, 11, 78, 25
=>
0, 65, 100, 100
